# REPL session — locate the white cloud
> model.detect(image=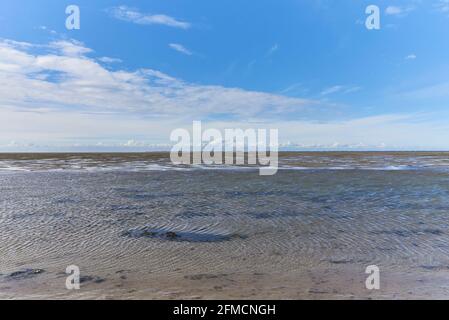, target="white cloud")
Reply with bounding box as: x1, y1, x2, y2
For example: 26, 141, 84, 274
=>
405, 54, 417, 60
321, 85, 343, 95
49, 40, 93, 56
2, 108, 449, 150
321, 85, 360, 96
435, 0, 449, 13
385, 6, 402, 15
400, 80, 449, 99
38, 26, 57, 35
0, 38, 322, 124
1, 38, 448, 150
2, 39, 33, 49
169, 43, 192, 55
98, 57, 122, 64
265, 44, 279, 57
108, 6, 190, 29
385, 6, 415, 16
